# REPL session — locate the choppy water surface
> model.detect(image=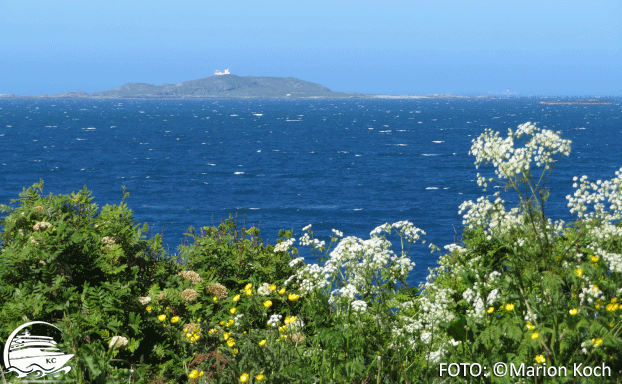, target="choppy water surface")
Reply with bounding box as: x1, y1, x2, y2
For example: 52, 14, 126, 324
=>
1, 98, 621, 285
